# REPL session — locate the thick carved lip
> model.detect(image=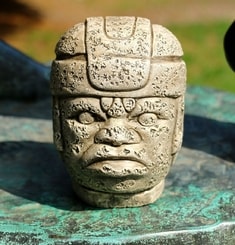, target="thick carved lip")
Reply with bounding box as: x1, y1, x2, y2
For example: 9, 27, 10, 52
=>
81, 145, 148, 168
87, 160, 148, 177
86, 155, 146, 166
